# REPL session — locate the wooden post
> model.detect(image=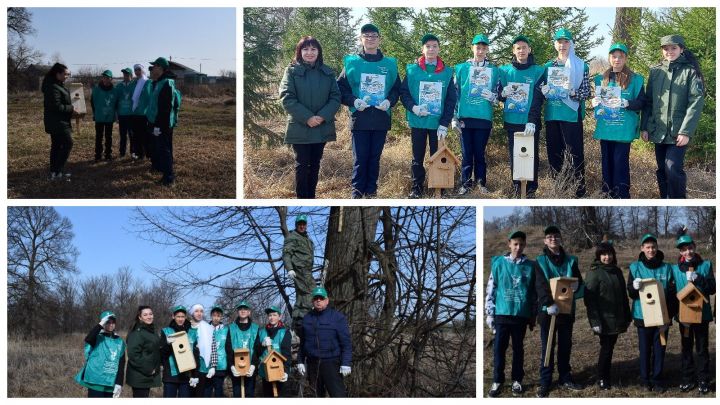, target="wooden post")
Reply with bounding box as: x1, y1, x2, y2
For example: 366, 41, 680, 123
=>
241, 376, 245, 398
544, 315, 556, 367
520, 180, 527, 199
338, 207, 344, 232
272, 381, 278, 397
683, 266, 694, 338
659, 331, 667, 346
